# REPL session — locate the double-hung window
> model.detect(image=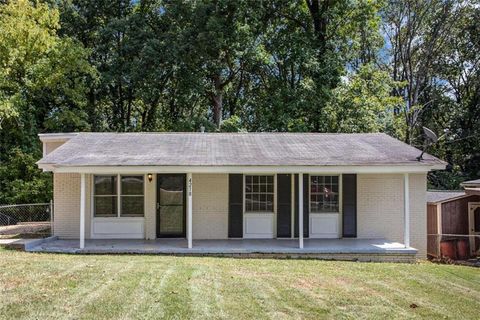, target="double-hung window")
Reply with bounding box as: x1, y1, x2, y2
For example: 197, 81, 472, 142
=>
120, 176, 144, 217
245, 175, 274, 212
93, 175, 144, 217
310, 175, 339, 213
93, 175, 117, 217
